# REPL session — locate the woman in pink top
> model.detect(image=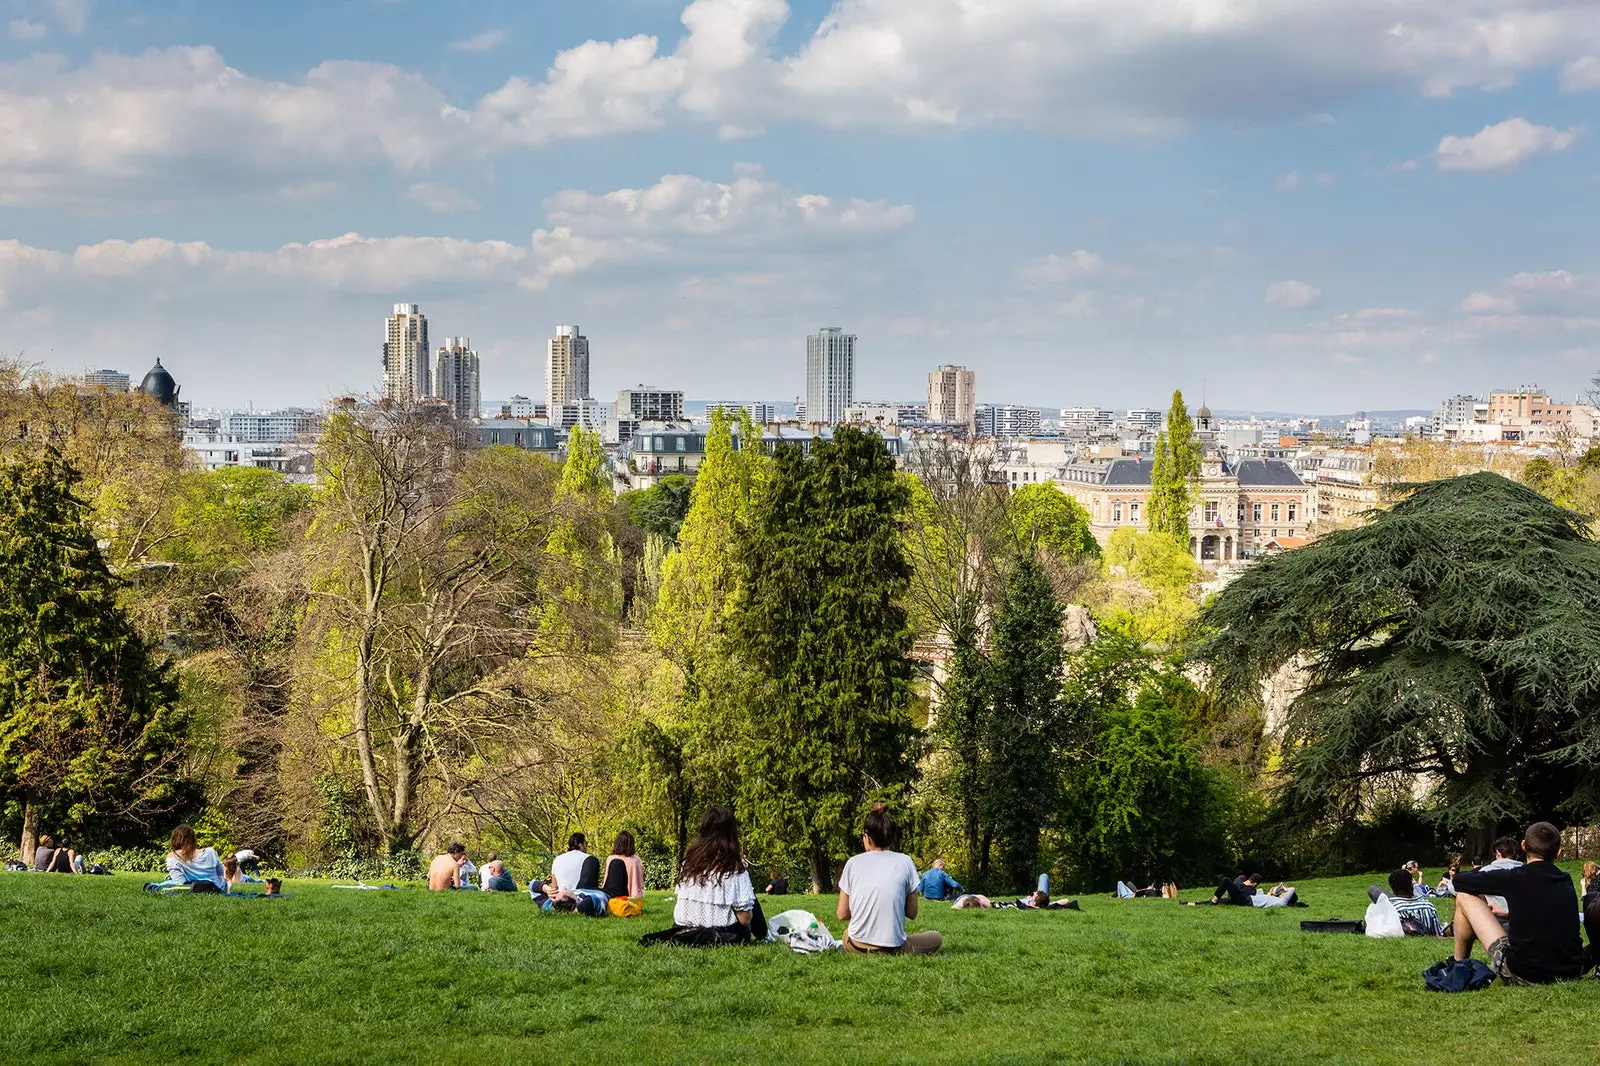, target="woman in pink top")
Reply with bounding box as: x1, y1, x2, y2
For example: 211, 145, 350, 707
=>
602, 831, 646, 900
